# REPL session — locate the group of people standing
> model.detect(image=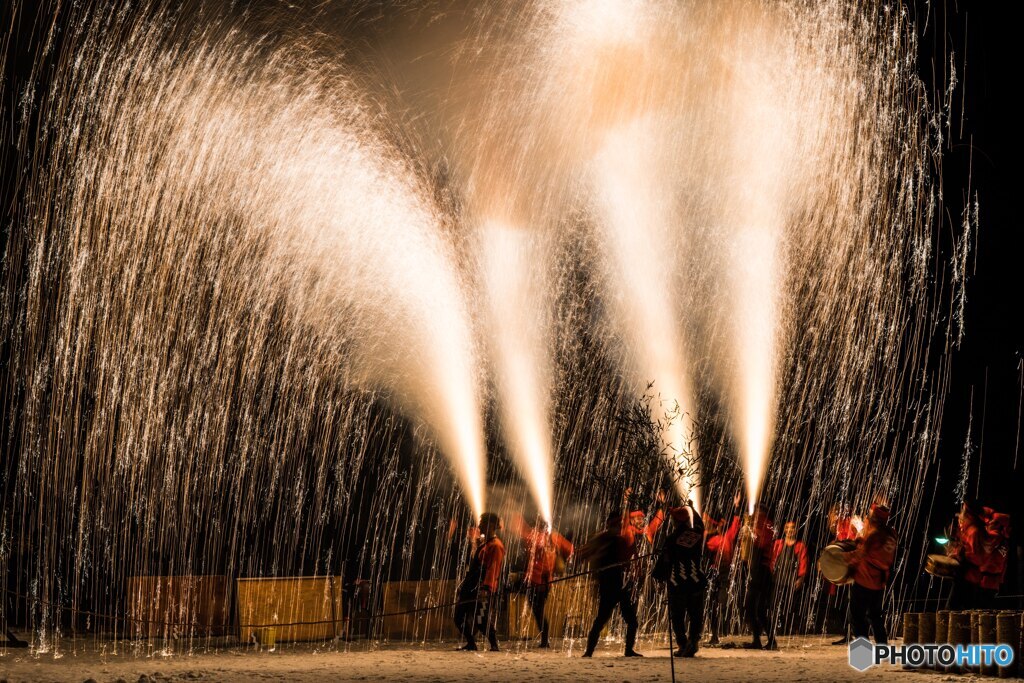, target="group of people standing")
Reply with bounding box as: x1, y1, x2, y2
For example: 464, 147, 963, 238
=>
452, 492, 902, 657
